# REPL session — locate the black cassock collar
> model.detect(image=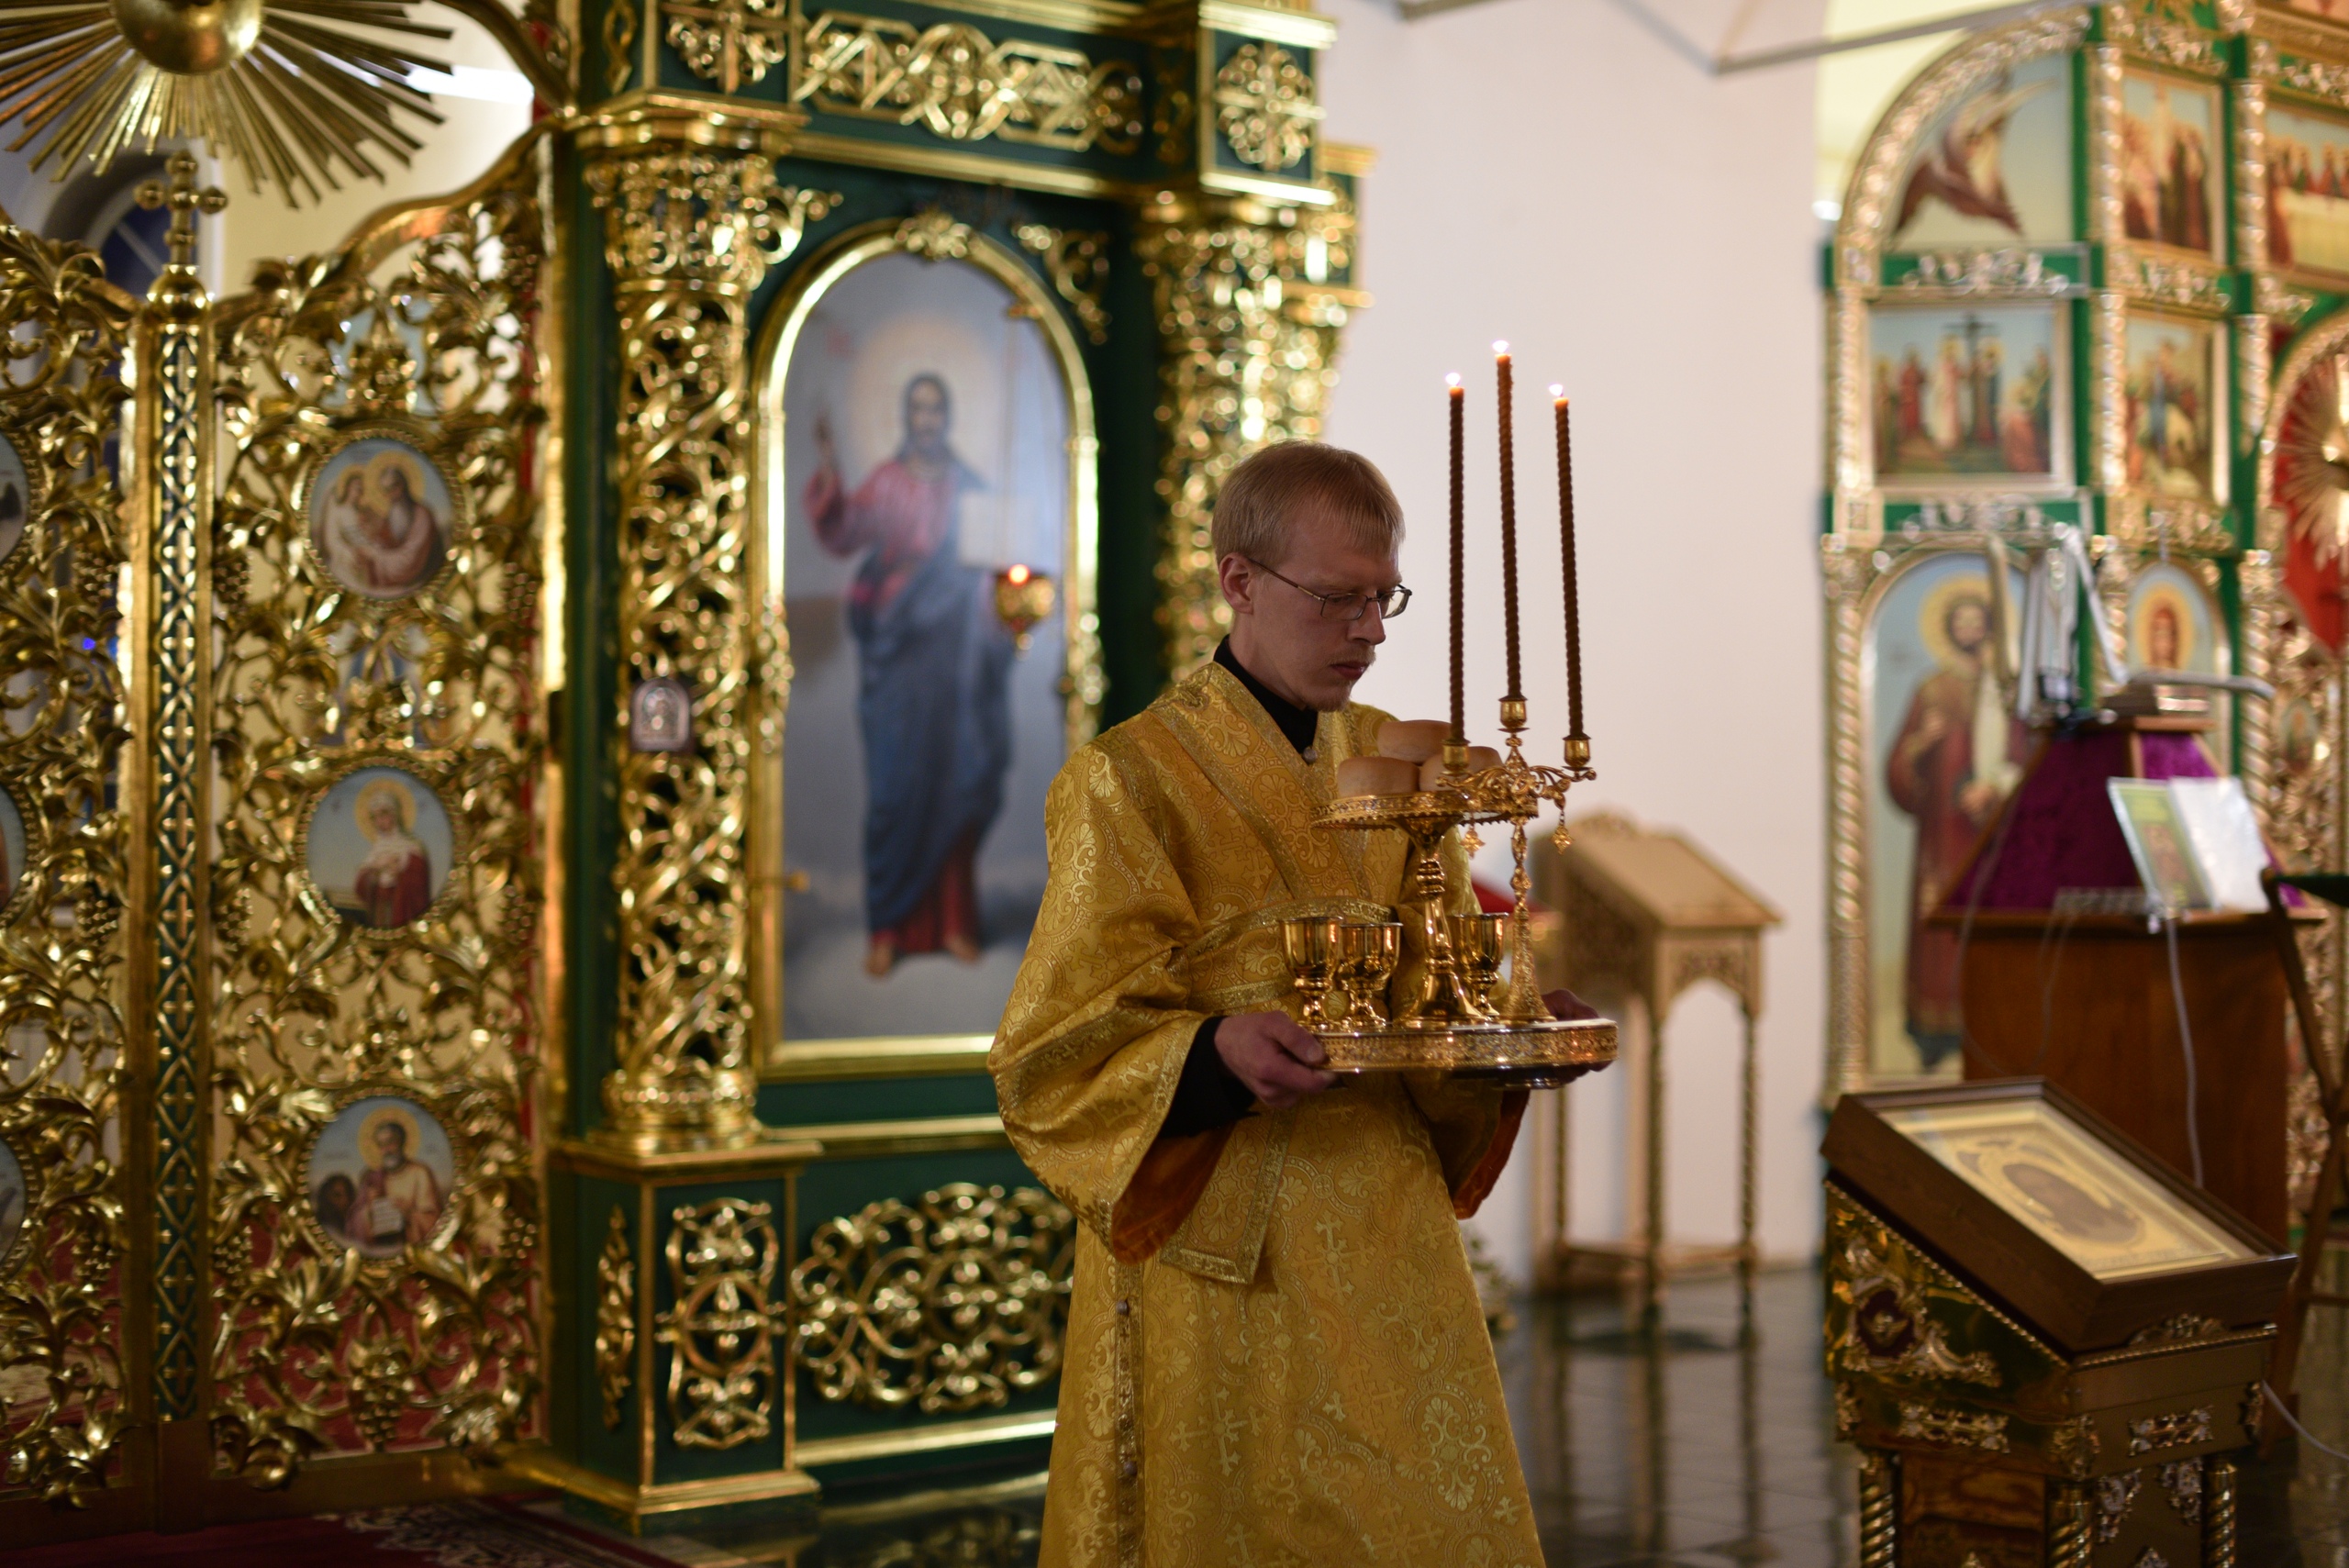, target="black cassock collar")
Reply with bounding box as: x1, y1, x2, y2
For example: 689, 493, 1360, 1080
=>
1214, 638, 1319, 759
